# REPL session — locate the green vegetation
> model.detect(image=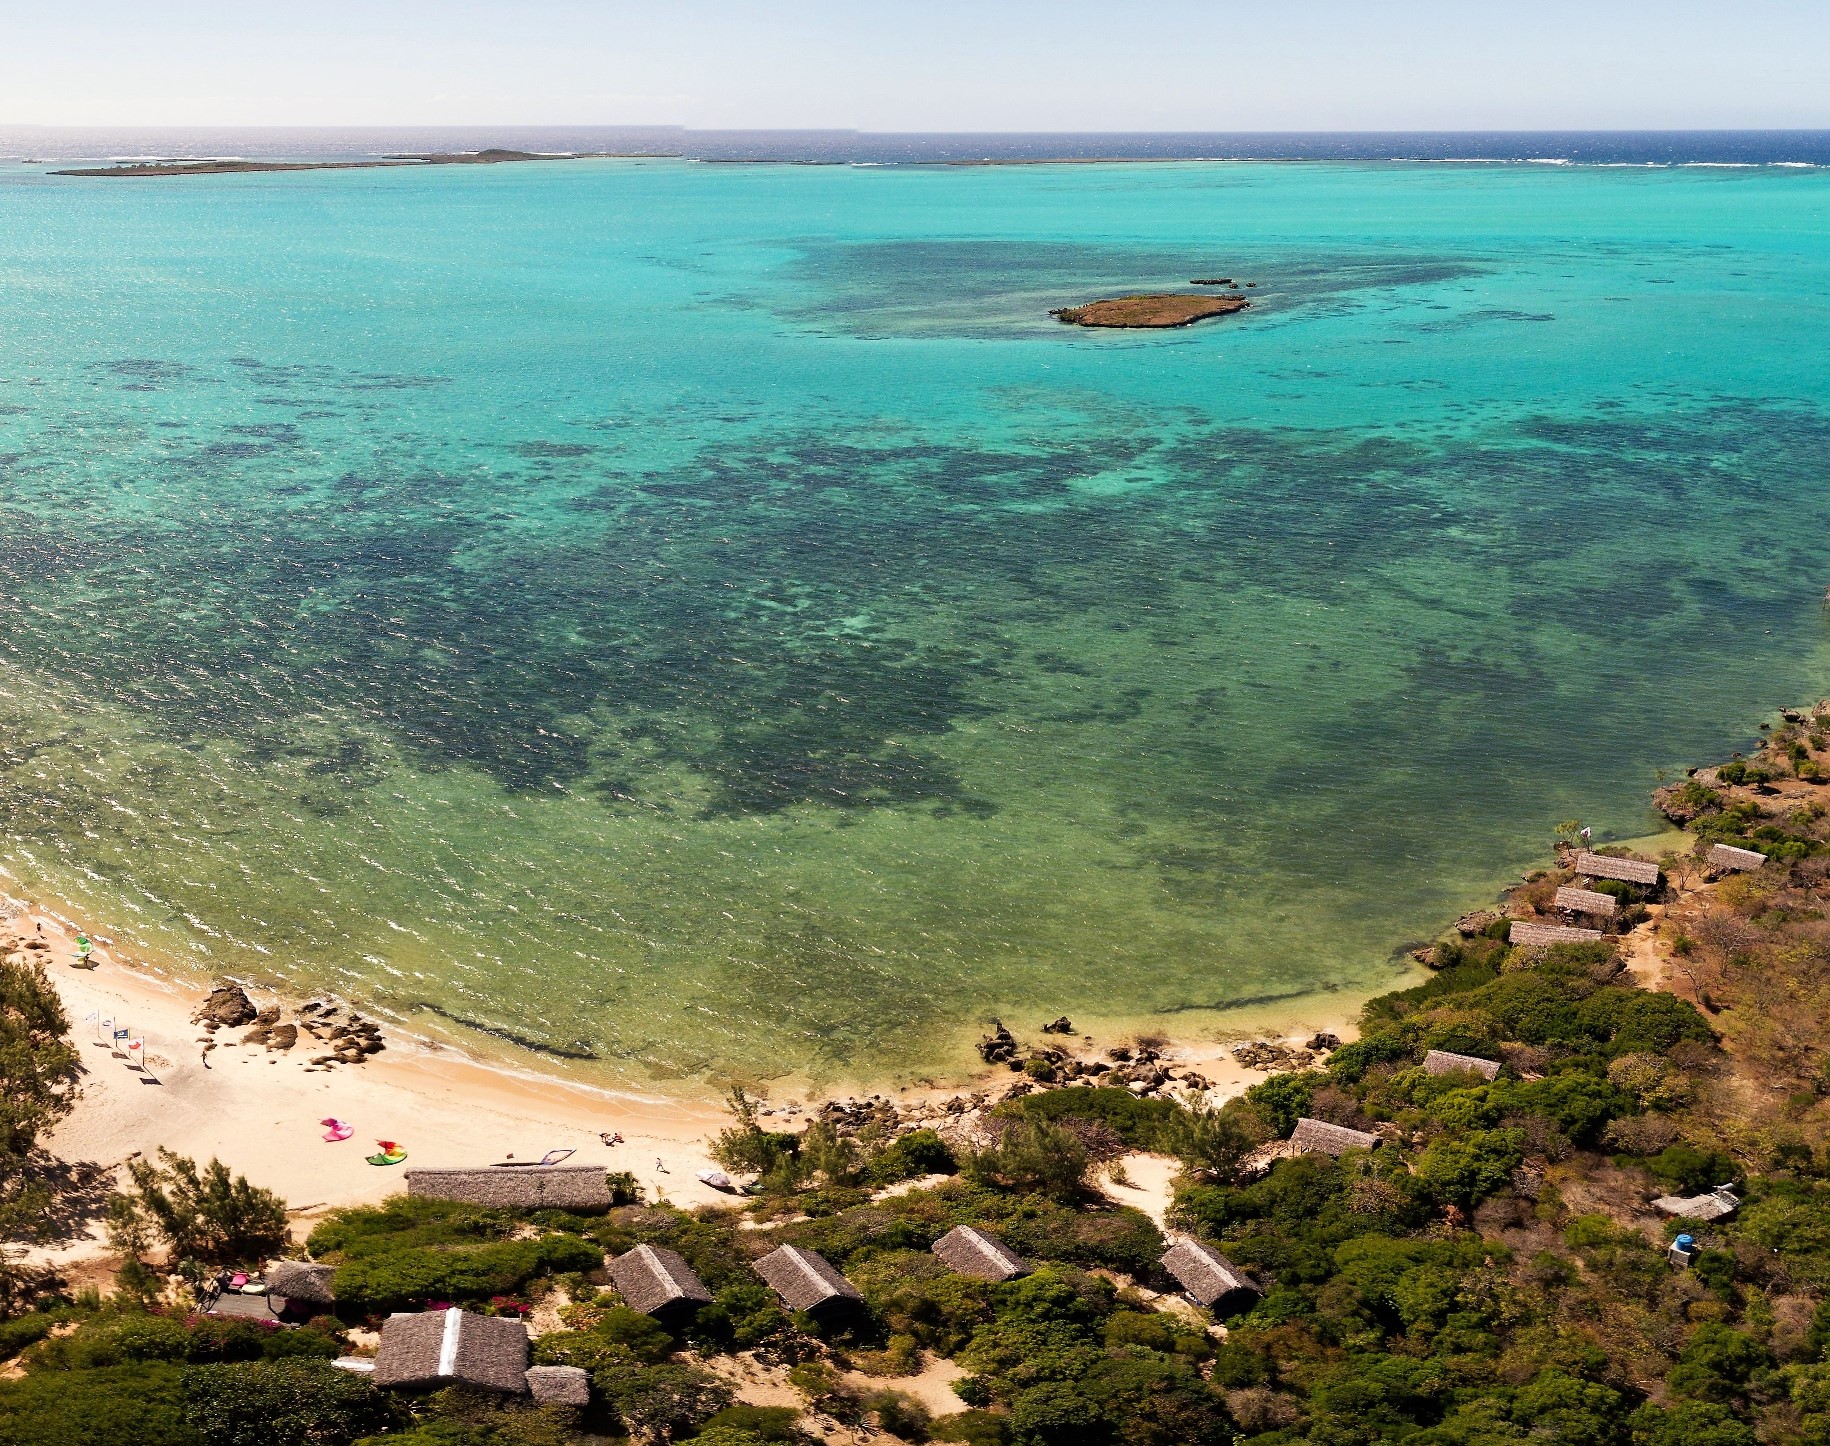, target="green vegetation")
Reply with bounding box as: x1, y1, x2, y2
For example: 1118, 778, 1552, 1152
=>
20, 722, 1830, 1443
0, 954, 84, 1309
